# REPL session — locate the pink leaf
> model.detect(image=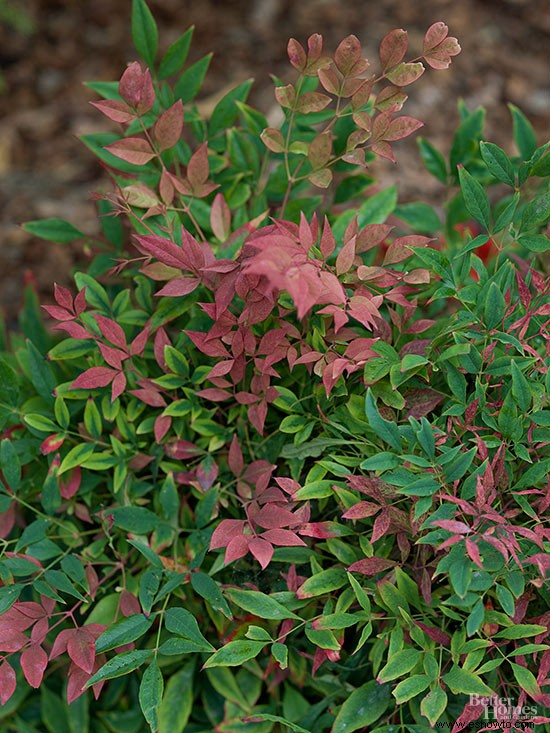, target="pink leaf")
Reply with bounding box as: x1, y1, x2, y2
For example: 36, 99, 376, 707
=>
248, 538, 274, 569
287, 38, 307, 71
379, 28, 408, 71
20, 644, 48, 688
253, 504, 299, 530
129, 322, 151, 357
105, 137, 156, 166
347, 557, 397, 575
334, 34, 362, 76
210, 519, 246, 550
384, 116, 424, 142
371, 510, 392, 543
90, 100, 136, 125
196, 387, 231, 402
165, 439, 202, 460
423, 22, 449, 52
386, 62, 425, 87
153, 100, 184, 152
40, 433, 65, 455
336, 236, 356, 275
120, 590, 141, 617
72, 367, 116, 392
0, 660, 16, 705
431, 519, 472, 534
